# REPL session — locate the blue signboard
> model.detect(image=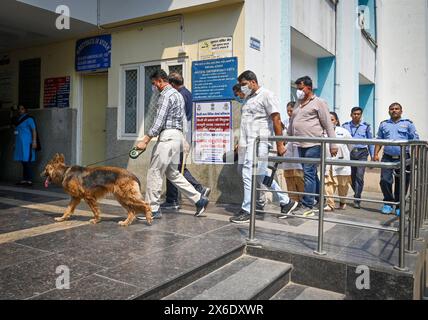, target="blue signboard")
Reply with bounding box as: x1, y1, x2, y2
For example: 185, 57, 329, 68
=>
192, 57, 238, 101
250, 37, 261, 51
75, 35, 111, 72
